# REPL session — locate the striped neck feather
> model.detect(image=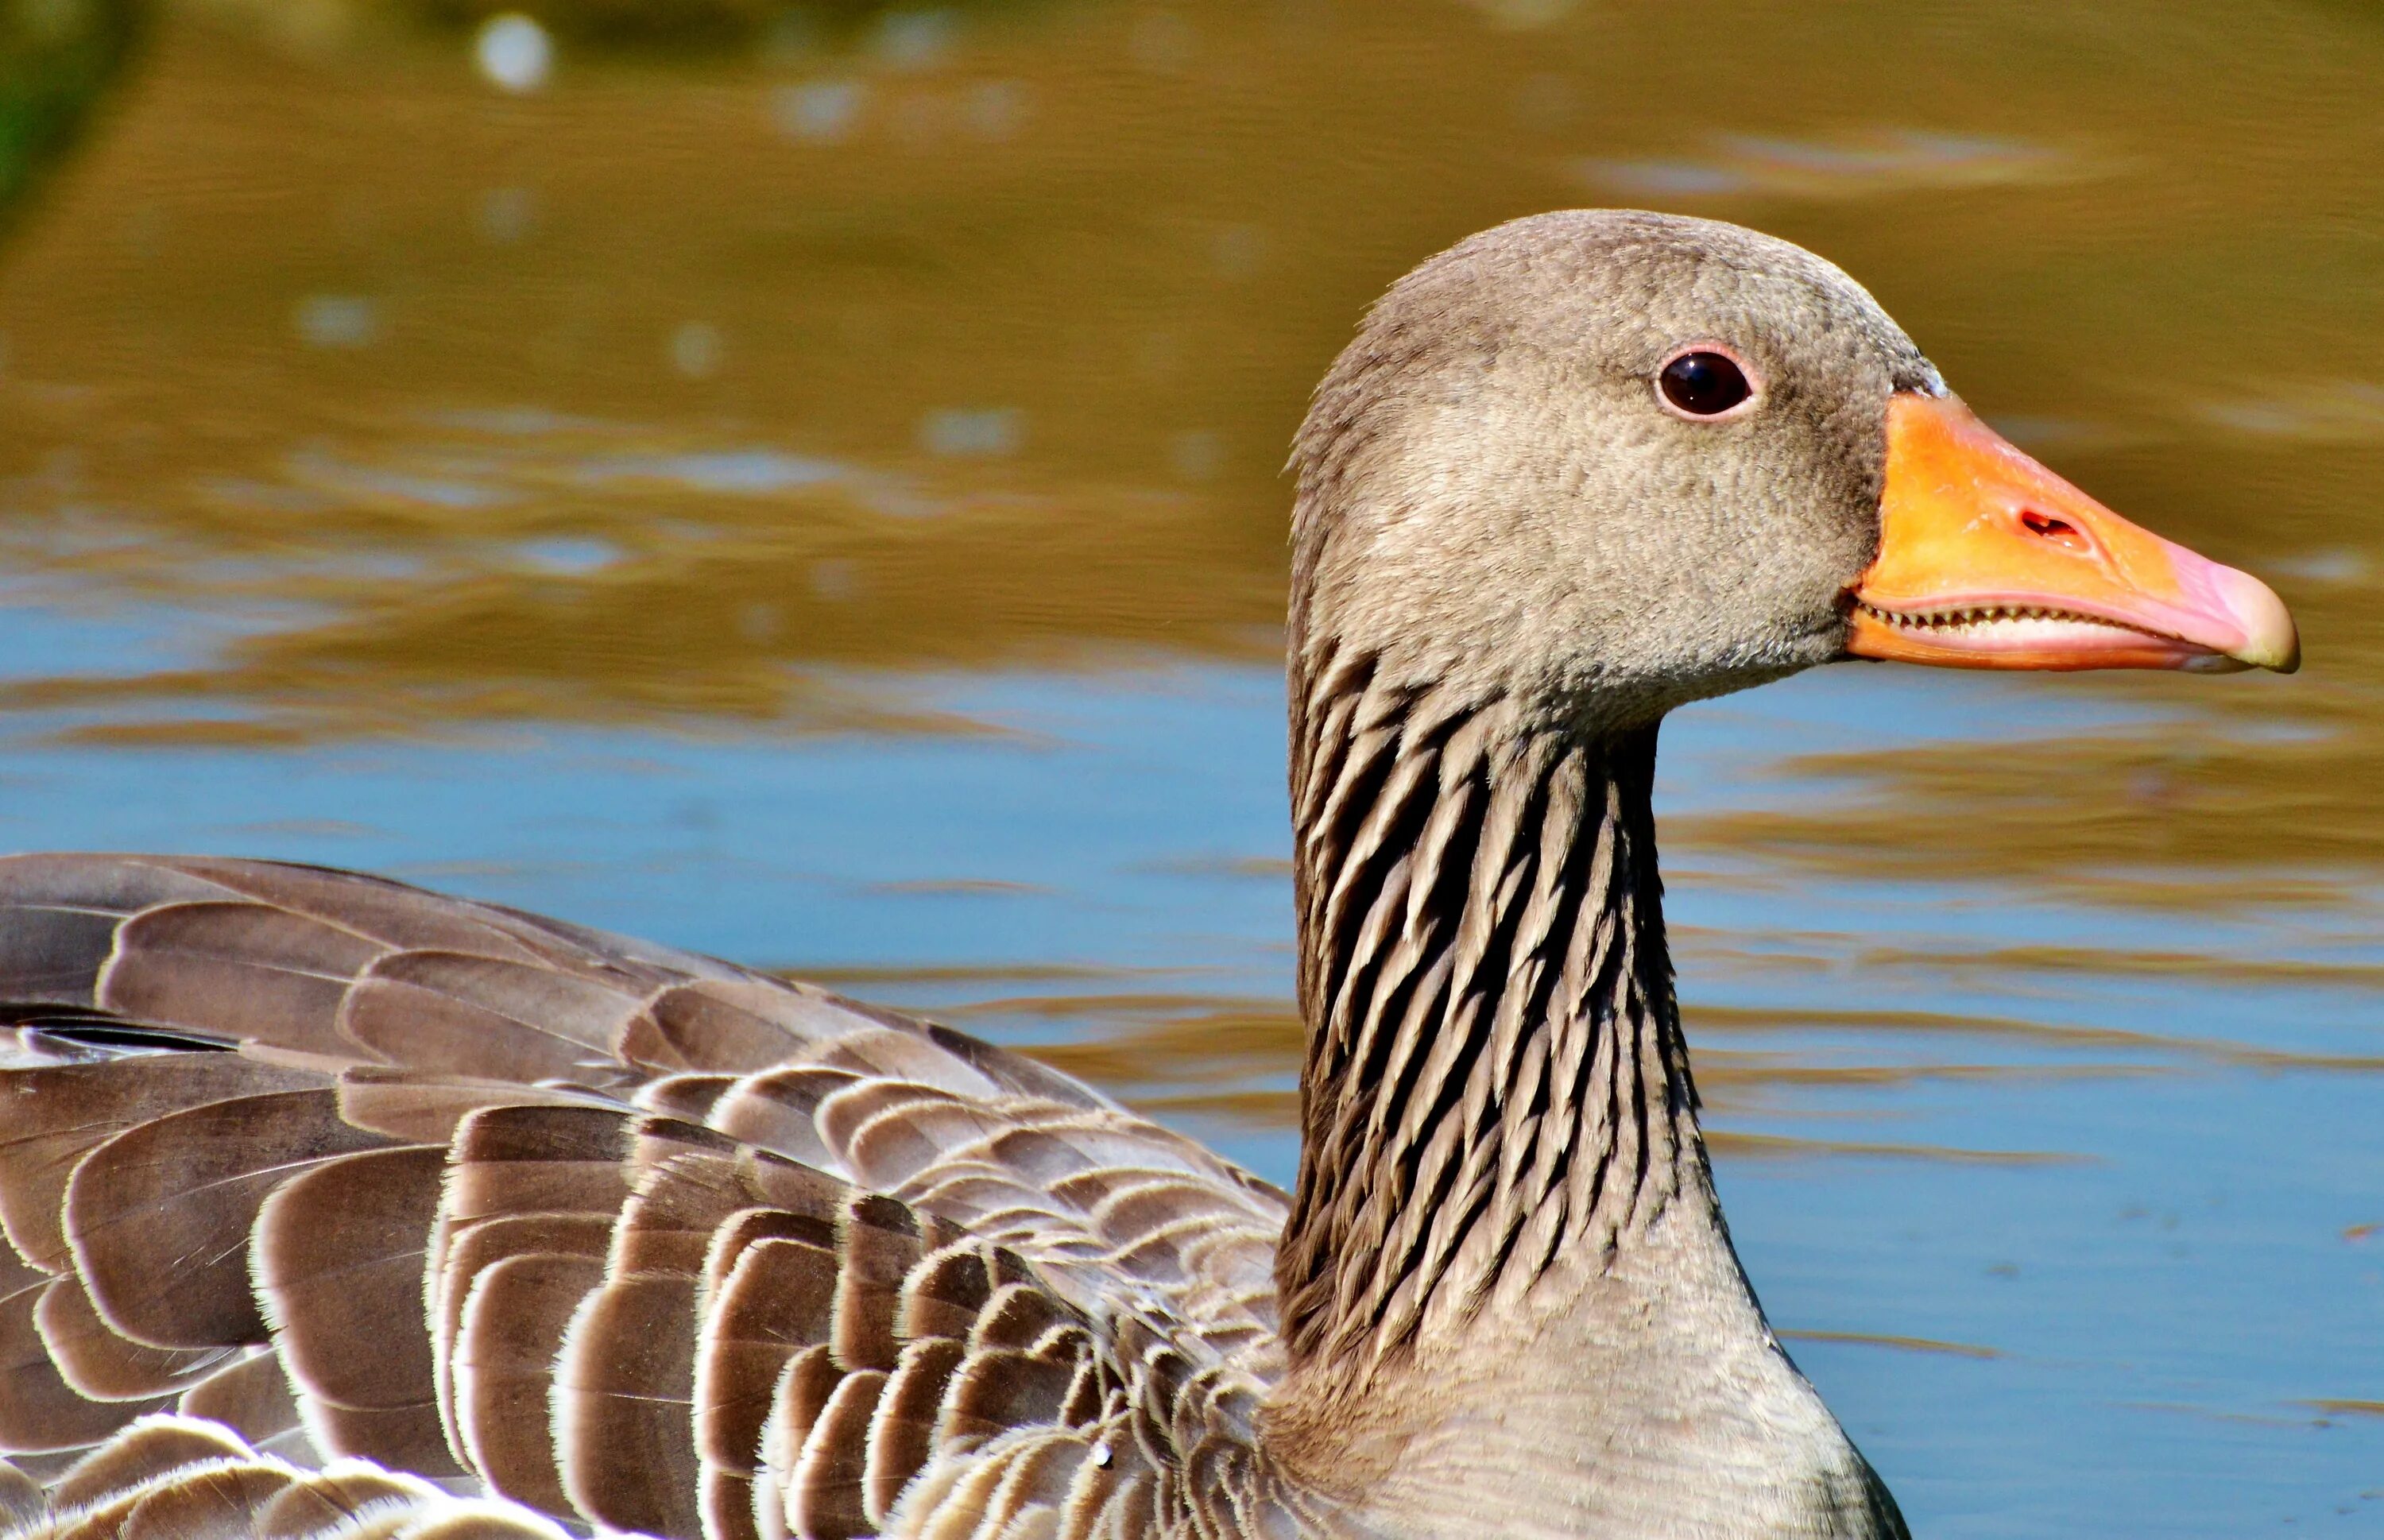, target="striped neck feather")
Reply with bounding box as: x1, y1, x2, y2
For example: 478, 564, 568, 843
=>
1275, 644, 1705, 1373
